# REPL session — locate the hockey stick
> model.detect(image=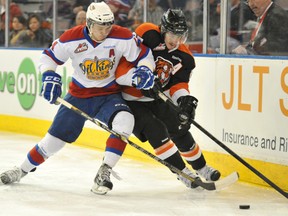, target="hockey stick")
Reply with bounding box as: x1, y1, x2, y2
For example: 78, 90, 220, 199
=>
158, 91, 288, 199
56, 97, 238, 191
